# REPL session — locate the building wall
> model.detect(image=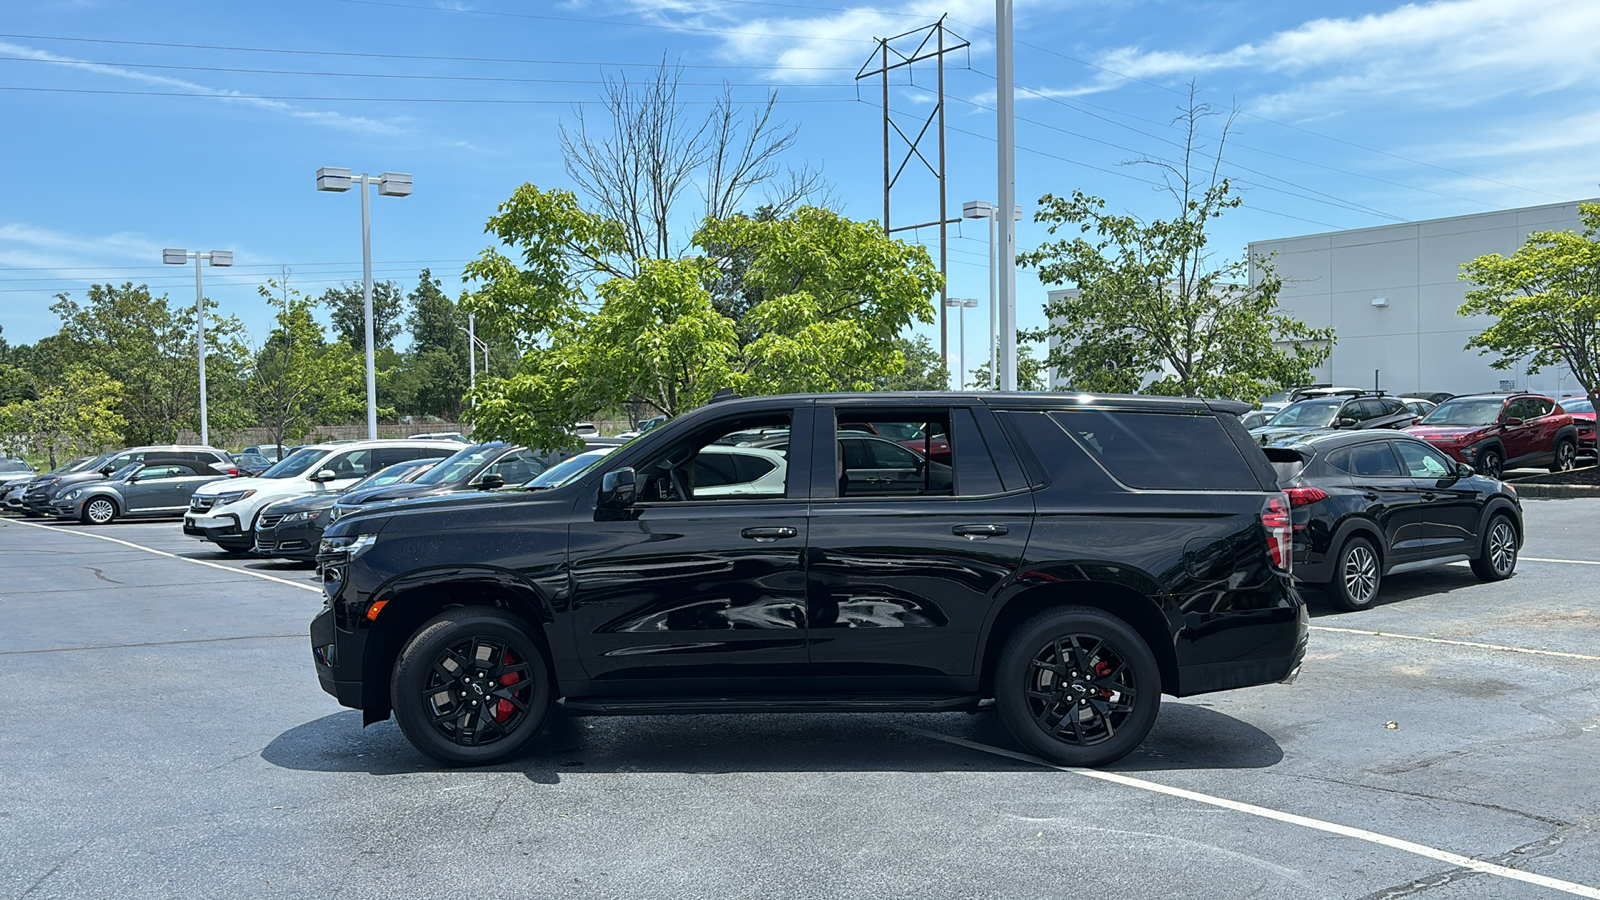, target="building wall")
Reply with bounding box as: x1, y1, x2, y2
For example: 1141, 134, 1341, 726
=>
1250, 199, 1594, 398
